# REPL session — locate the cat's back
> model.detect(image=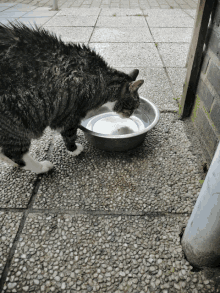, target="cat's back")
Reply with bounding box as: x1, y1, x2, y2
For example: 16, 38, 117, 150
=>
0, 22, 106, 73
0, 22, 63, 56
